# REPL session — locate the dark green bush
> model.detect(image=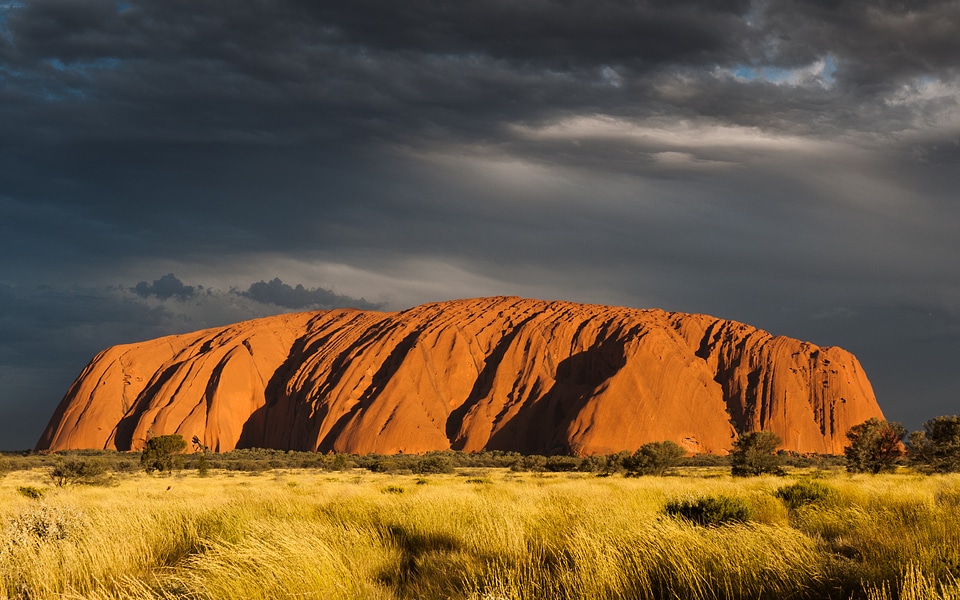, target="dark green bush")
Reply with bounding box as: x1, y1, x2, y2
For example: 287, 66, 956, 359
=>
683, 453, 731, 467
623, 441, 686, 476
511, 455, 547, 472
465, 477, 492, 484
17, 485, 46, 499
114, 459, 137, 473
227, 459, 268, 472
731, 431, 785, 477
774, 479, 837, 509
369, 458, 401, 473
544, 455, 581, 472
414, 455, 455, 474
51, 458, 109, 486
140, 434, 187, 473
844, 418, 905, 474
196, 452, 209, 477
665, 495, 754, 526
909, 415, 960, 474
592, 450, 631, 474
